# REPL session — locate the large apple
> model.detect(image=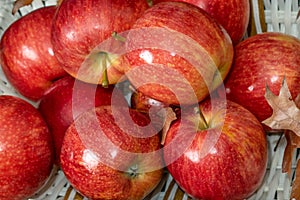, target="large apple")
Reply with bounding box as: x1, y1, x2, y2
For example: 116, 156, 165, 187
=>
0, 95, 54, 200
152, 0, 250, 45
164, 98, 268, 199
60, 105, 164, 199
38, 75, 124, 165
51, 0, 150, 86
0, 6, 66, 101
118, 1, 233, 106
223, 32, 300, 123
